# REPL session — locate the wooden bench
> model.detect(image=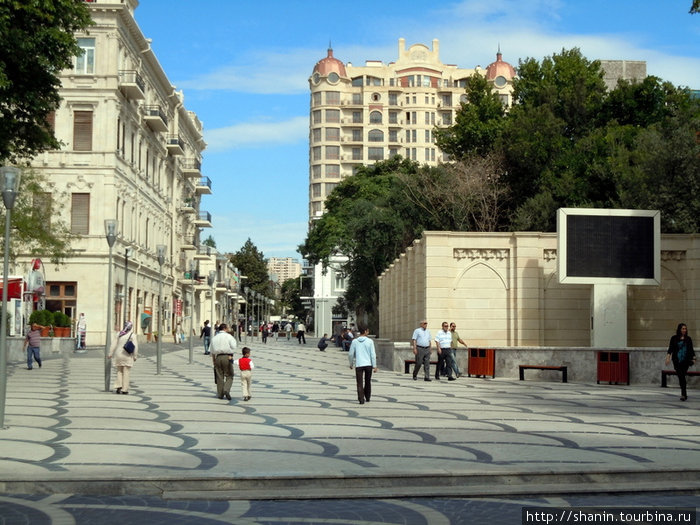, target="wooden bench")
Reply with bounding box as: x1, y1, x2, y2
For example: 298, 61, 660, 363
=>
661, 369, 700, 388
519, 365, 568, 383
404, 359, 439, 374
